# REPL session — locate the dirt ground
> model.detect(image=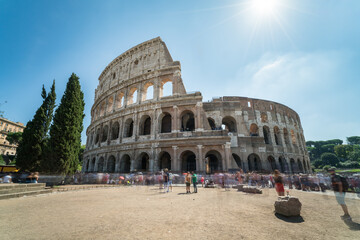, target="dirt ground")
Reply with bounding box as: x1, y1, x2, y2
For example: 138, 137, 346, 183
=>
0, 185, 359, 240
